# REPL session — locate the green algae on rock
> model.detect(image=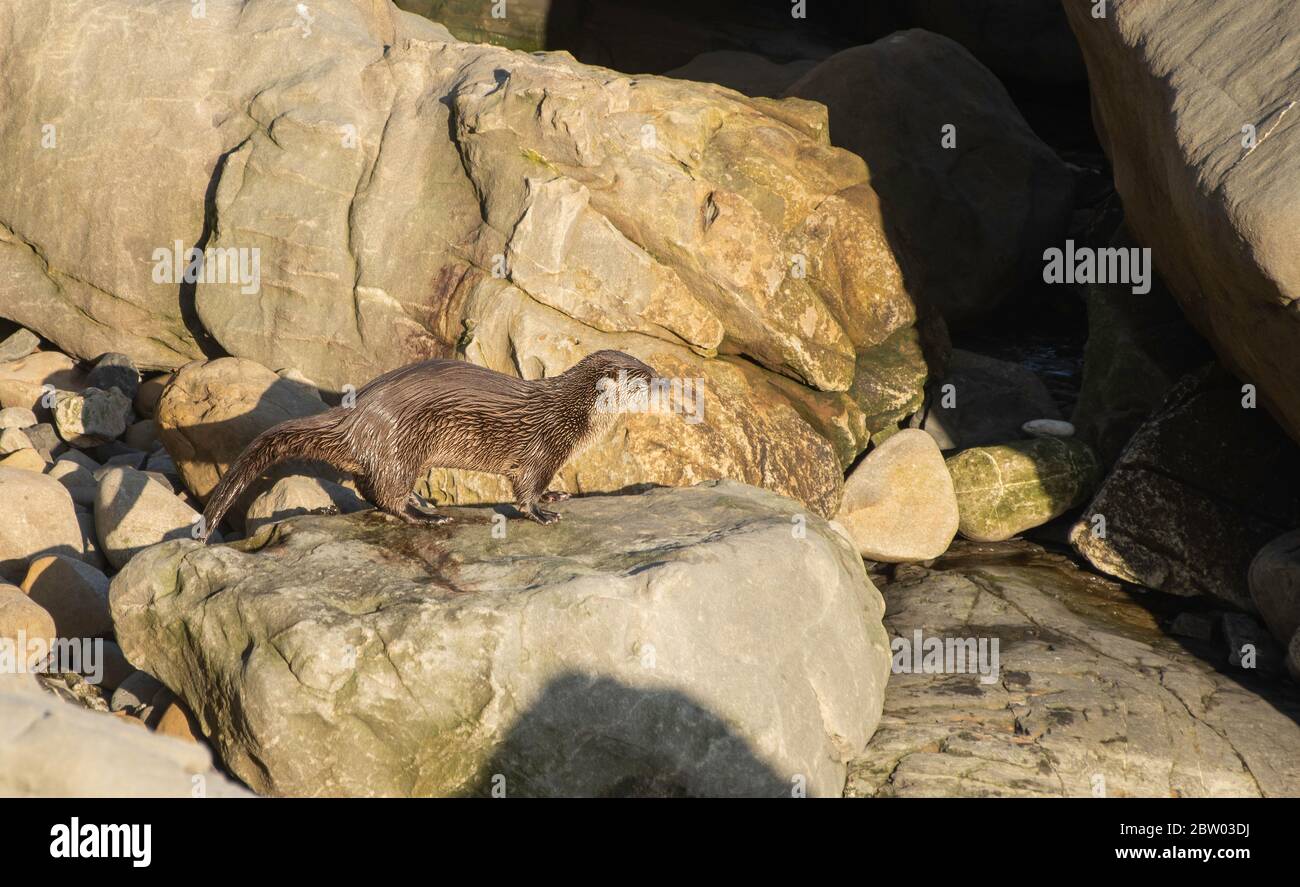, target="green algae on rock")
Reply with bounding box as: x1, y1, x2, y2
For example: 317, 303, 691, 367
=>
946, 437, 1099, 542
